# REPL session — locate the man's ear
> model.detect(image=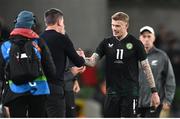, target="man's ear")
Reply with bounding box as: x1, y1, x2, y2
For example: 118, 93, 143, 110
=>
126, 23, 129, 28
57, 19, 61, 26
152, 35, 156, 43
139, 35, 142, 41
